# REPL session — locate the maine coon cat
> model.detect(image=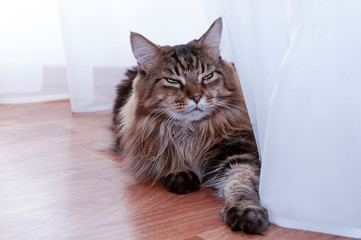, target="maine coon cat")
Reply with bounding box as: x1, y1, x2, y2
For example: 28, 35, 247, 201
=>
113, 18, 269, 234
